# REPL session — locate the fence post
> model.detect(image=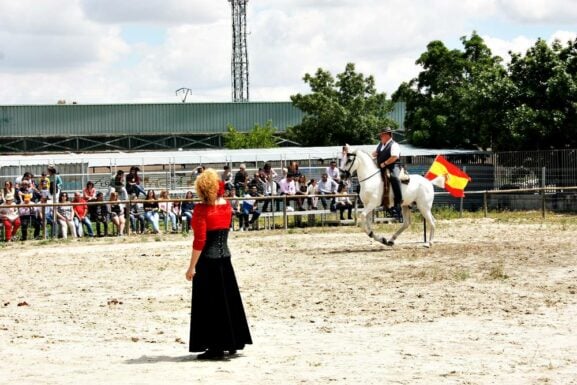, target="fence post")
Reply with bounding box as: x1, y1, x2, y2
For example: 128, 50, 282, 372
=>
541, 166, 546, 218
483, 191, 488, 218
